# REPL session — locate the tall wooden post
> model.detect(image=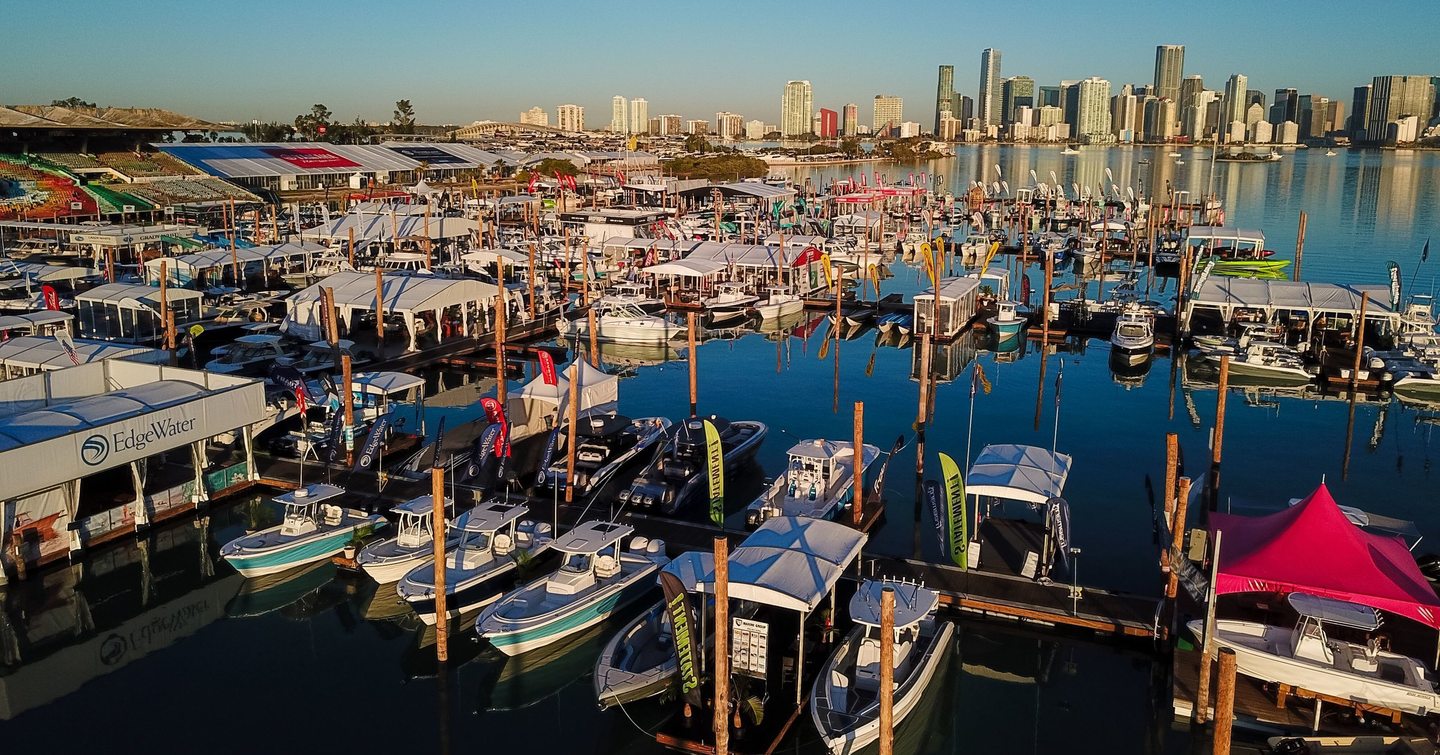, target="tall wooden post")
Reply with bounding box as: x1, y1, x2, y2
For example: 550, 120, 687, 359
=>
1162, 433, 1178, 584
1350, 293, 1370, 393
347, 227, 356, 268
374, 269, 385, 346
878, 586, 896, 755
1213, 648, 1237, 755
431, 466, 449, 661
564, 360, 581, 506
712, 535, 730, 755
586, 296, 599, 367
495, 263, 508, 406
158, 261, 173, 352
1210, 357, 1229, 511
687, 312, 698, 416
342, 354, 355, 465
322, 287, 339, 351
1166, 477, 1191, 601
1293, 211, 1307, 282
851, 401, 864, 526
